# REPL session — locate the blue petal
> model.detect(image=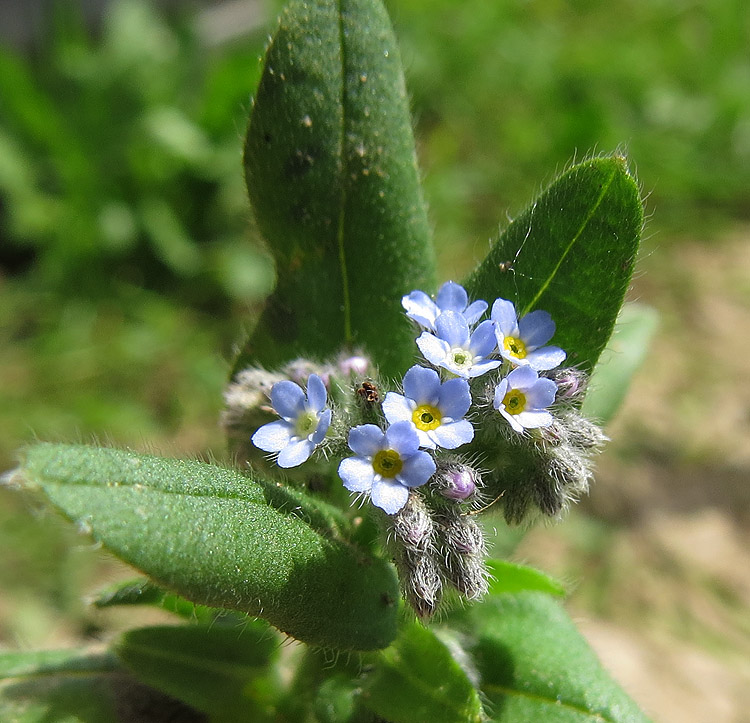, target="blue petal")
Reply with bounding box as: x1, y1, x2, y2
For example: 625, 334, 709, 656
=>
416, 332, 450, 367
525, 377, 558, 410
339, 456, 375, 492
414, 428, 437, 449
526, 346, 567, 371
382, 392, 414, 425
277, 439, 314, 468
402, 365, 441, 405
306, 374, 327, 413
398, 450, 436, 487
270, 380, 306, 419
252, 420, 293, 452
402, 290, 438, 329
436, 281, 468, 313
435, 310, 470, 347
385, 420, 420, 457
493, 378, 510, 410
499, 408, 526, 433
468, 319, 498, 356
311, 408, 332, 444
371, 478, 409, 514
516, 410, 553, 429
430, 419, 474, 449
519, 310, 555, 349
505, 365, 539, 390
463, 299, 488, 325
438, 377, 471, 419
348, 424, 385, 456
491, 298, 519, 337
466, 358, 501, 377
